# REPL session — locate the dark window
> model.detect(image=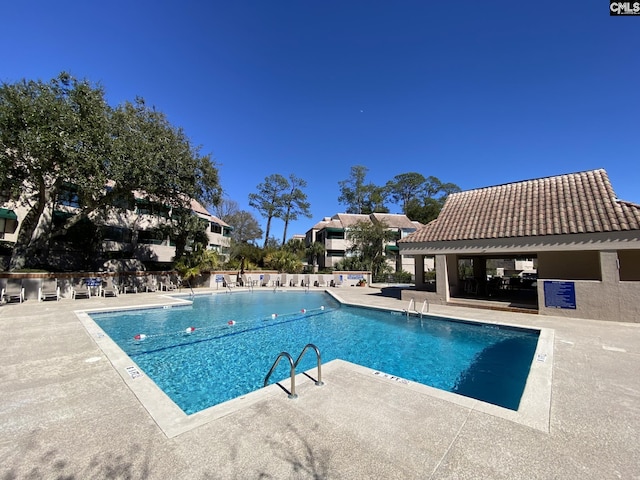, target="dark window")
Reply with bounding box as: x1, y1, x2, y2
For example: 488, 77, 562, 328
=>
58, 184, 80, 208
137, 229, 165, 245
101, 226, 133, 243
136, 199, 170, 218
326, 229, 345, 240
